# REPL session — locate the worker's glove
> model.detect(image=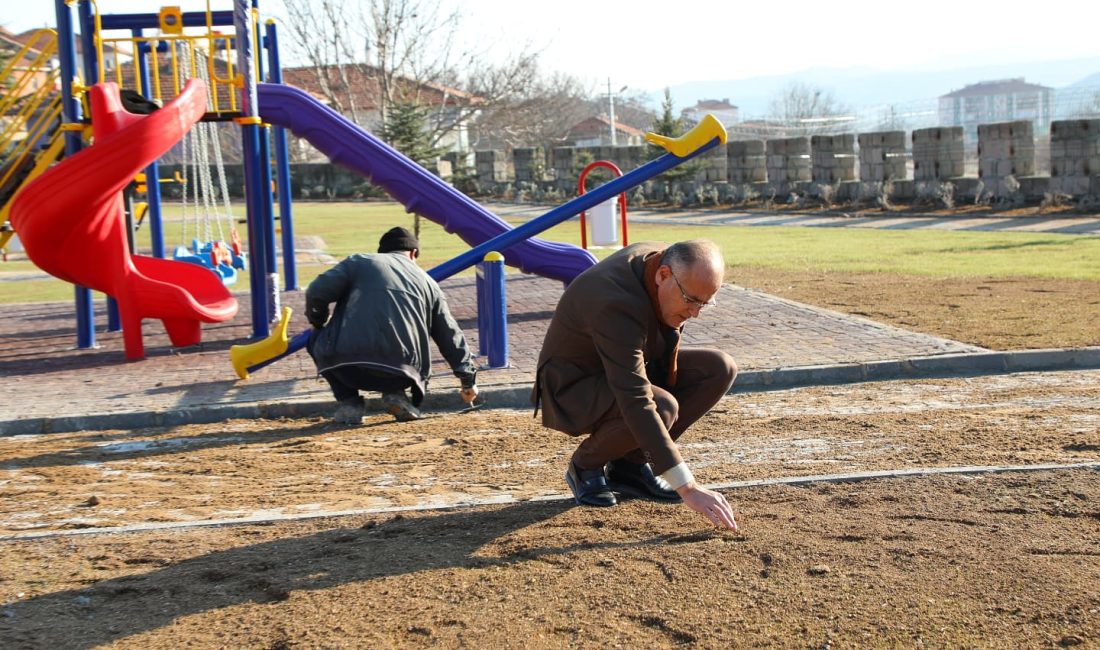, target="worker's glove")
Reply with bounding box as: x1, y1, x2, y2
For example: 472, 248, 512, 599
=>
305, 303, 329, 329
